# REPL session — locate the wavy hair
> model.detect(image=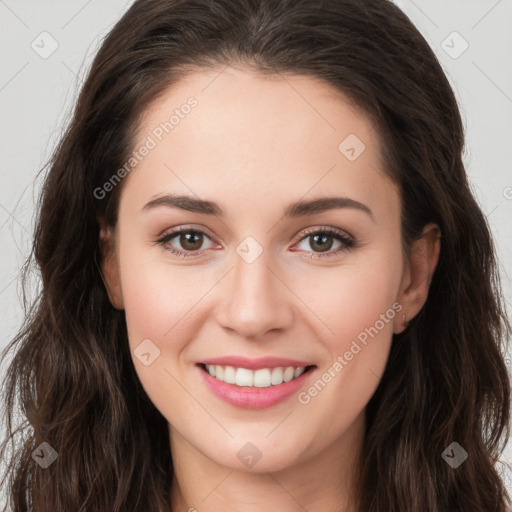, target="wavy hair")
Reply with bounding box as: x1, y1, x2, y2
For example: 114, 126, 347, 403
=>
1, 0, 510, 510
